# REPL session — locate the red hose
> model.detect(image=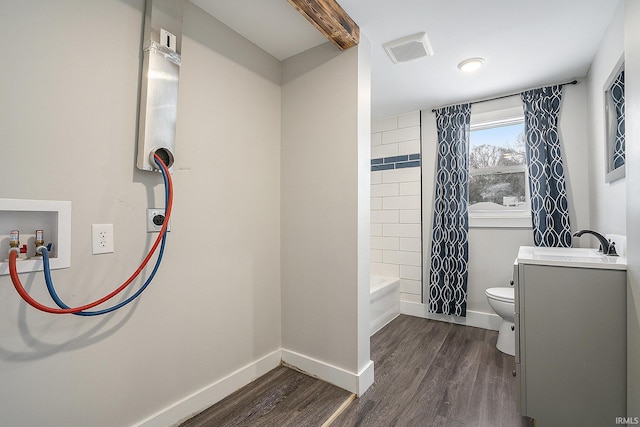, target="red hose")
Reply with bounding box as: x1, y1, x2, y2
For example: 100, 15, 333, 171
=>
8, 153, 173, 314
